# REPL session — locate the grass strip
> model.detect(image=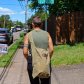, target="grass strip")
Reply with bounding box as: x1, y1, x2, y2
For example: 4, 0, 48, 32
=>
51, 43, 84, 67
0, 37, 23, 67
